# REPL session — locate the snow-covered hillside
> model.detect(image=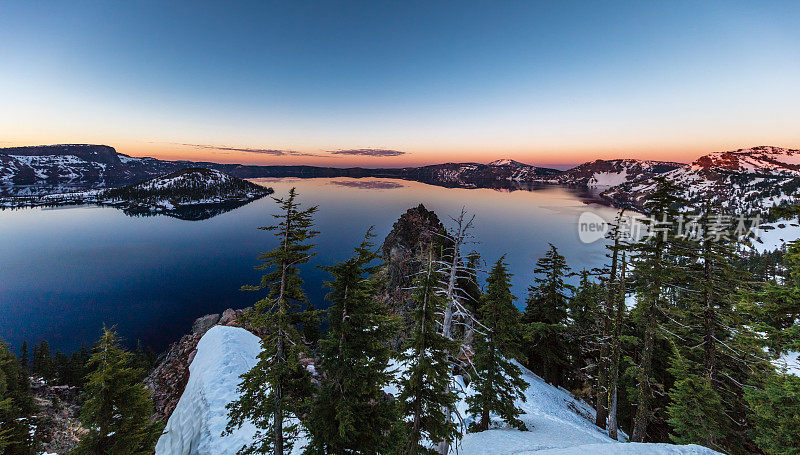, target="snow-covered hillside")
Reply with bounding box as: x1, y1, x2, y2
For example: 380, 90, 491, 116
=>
157, 326, 720, 455
558, 159, 684, 188
603, 146, 800, 216
0, 168, 273, 220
